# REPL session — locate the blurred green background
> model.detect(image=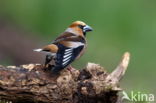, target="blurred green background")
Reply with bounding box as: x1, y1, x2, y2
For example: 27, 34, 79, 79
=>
0, 0, 156, 102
